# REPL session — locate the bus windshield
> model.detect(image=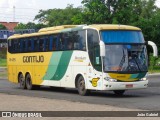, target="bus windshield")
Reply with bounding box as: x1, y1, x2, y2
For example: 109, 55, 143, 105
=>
101, 30, 147, 73
101, 30, 145, 43
103, 44, 148, 73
